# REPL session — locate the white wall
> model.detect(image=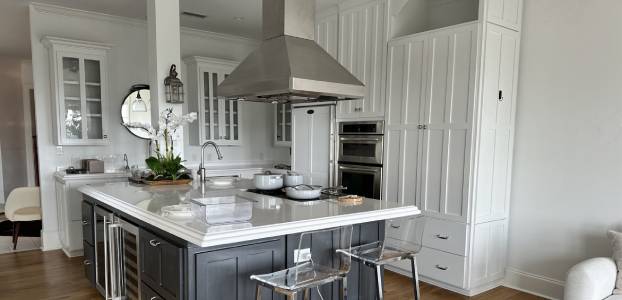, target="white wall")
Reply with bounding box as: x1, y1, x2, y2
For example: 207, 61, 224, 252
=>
0, 56, 29, 202
506, 1, 622, 298
29, 4, 289, 250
